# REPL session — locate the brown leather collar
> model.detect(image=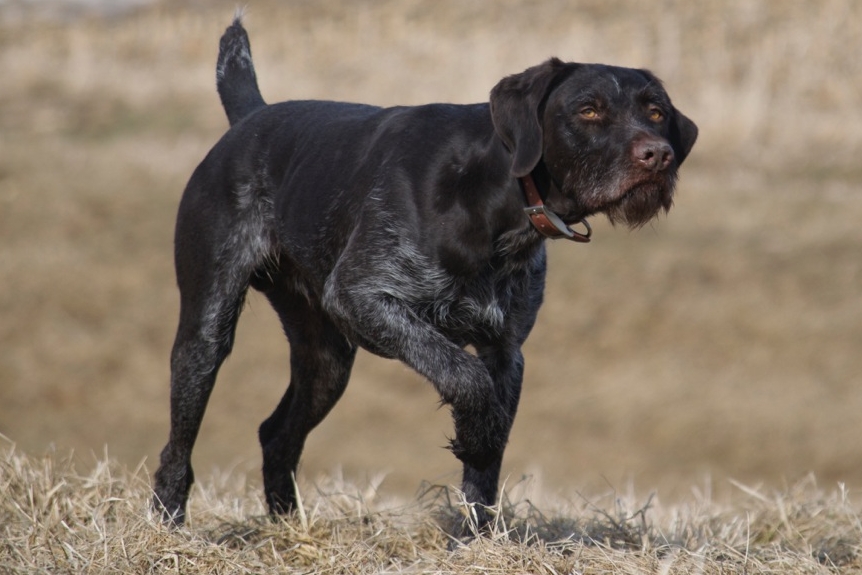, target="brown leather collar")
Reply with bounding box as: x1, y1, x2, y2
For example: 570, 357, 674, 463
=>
519, 174, 591, 243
